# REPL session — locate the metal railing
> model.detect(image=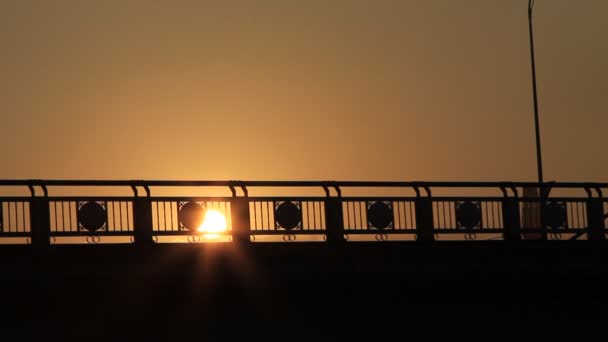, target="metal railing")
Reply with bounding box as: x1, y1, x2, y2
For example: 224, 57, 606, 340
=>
0, 180, 605, 245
